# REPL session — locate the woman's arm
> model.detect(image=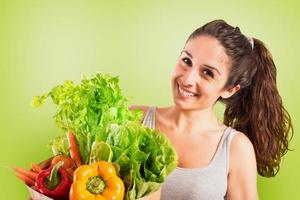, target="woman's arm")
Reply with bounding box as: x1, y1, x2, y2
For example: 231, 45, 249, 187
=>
226, 132, 259, 200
